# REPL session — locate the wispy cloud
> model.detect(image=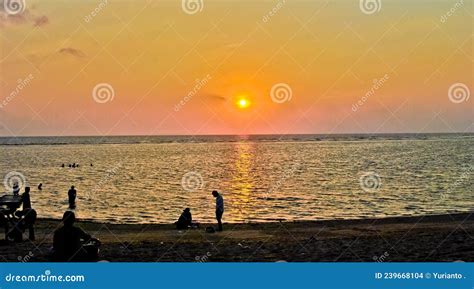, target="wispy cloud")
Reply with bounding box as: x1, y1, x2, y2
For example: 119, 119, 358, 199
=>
58, 47, 86, 58
204, 94, 227, 101
33, 15, 48, 27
